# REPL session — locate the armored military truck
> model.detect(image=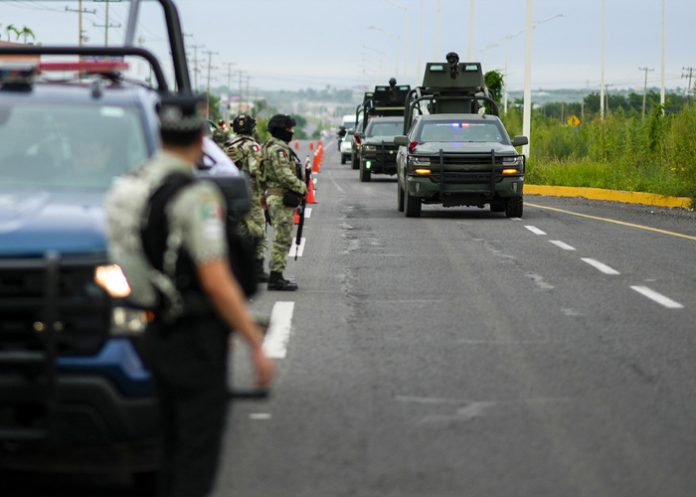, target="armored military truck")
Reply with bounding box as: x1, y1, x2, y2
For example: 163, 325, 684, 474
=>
356, 116, 404, 182
351, 80, 410, 170
394, 54, 528, 218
